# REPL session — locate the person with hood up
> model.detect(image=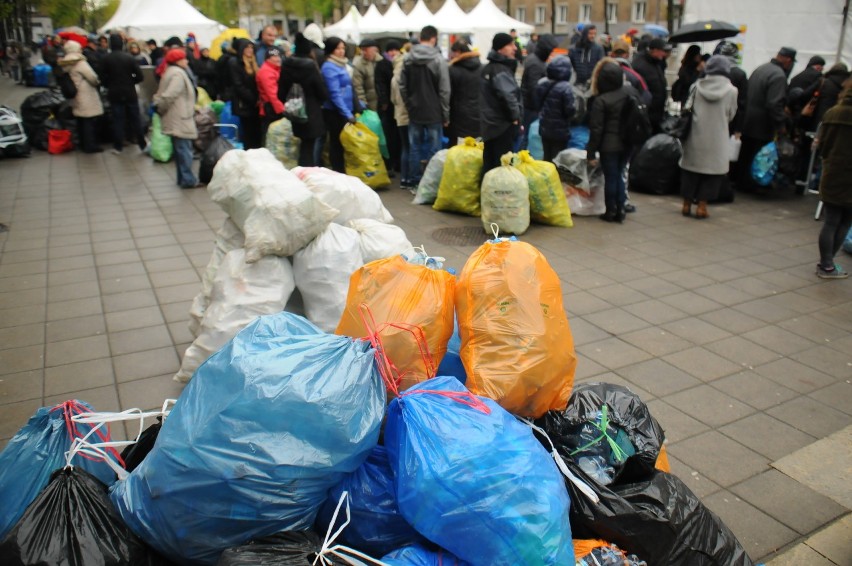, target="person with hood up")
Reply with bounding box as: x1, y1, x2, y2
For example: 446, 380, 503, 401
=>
789, 55, 825, 92
100, 33, 145, 154
534, 55, 576, 161
679, 55, 738, 219
58, 40, 104, 153
153, 49, 199, 188
713, 41, 747, 136
353, 38, 380, 111
448, 40, 482, 143
391, 44, 415, 190
586, 58, 631, 222
480, 32, 522, 173
228, 38, 262, 149
399, 25, 450, 185
569, 24, 605, 86
520, 33, 558, 146
321, 36, 357, 173
813, 85, 852, 278
256, 47, 285, 142
280, 32, 328, 167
